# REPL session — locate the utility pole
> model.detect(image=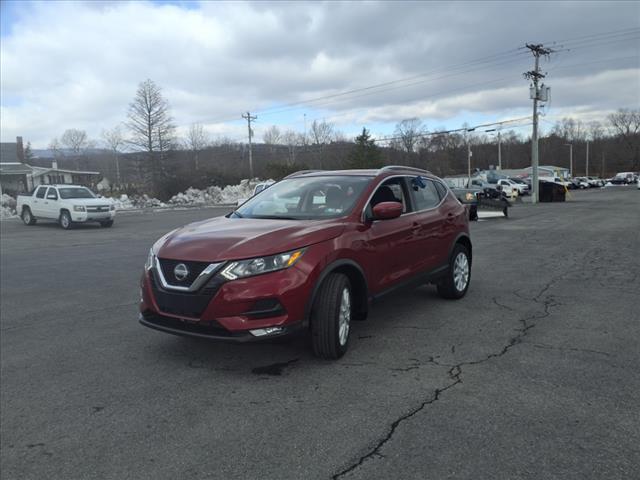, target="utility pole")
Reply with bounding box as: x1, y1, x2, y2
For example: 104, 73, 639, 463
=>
498, 131, 502, 170
467, 142, 472, 187
585, 140, 590, 177
564, 143, 573, 177
601, 151, 605, 178
242, 112, 257, 179
524, 43, 553, 204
